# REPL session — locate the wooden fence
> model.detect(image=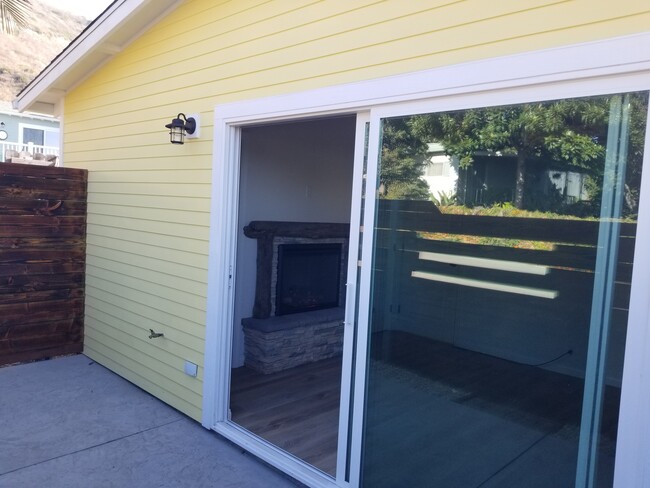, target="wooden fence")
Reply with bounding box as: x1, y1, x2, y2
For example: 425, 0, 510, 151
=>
373, 199, 635, 381
0, 163, 87, 366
